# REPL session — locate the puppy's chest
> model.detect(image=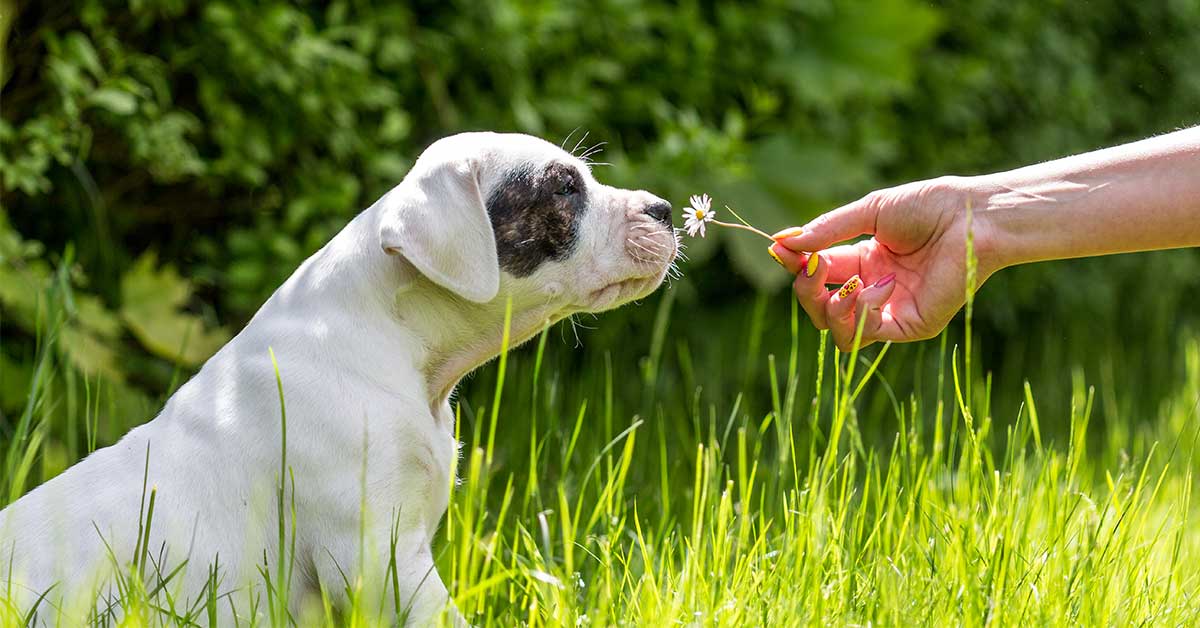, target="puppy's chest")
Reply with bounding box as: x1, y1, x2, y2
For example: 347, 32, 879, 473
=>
367, 422, 457, 528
